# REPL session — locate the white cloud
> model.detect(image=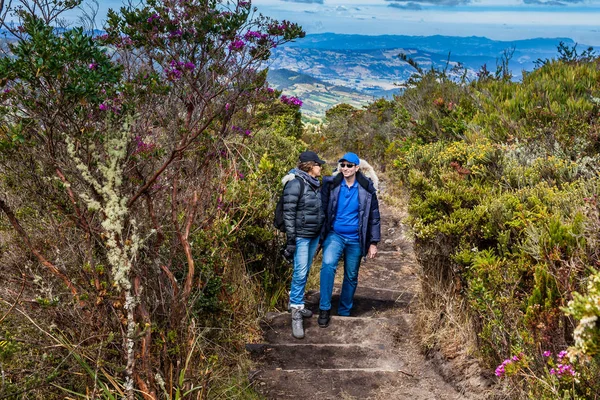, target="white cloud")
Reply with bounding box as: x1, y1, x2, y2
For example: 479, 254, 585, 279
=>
386, 0, 472, 5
